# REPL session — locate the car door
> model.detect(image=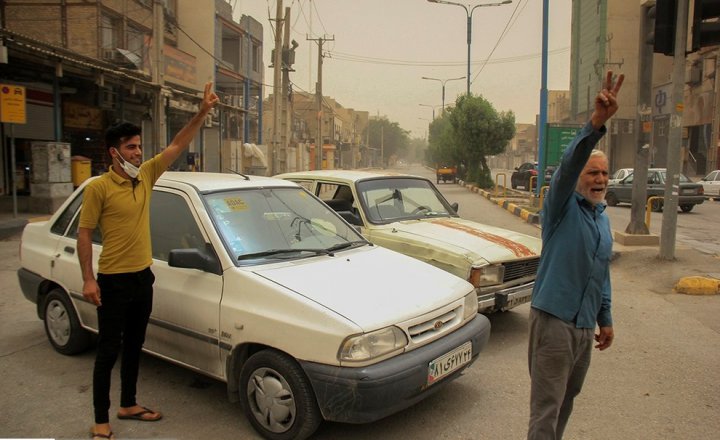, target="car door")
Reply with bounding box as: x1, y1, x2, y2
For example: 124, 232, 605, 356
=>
144, 188, 225, 377
50, 190, 102, 331
613, 173, 634, 202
